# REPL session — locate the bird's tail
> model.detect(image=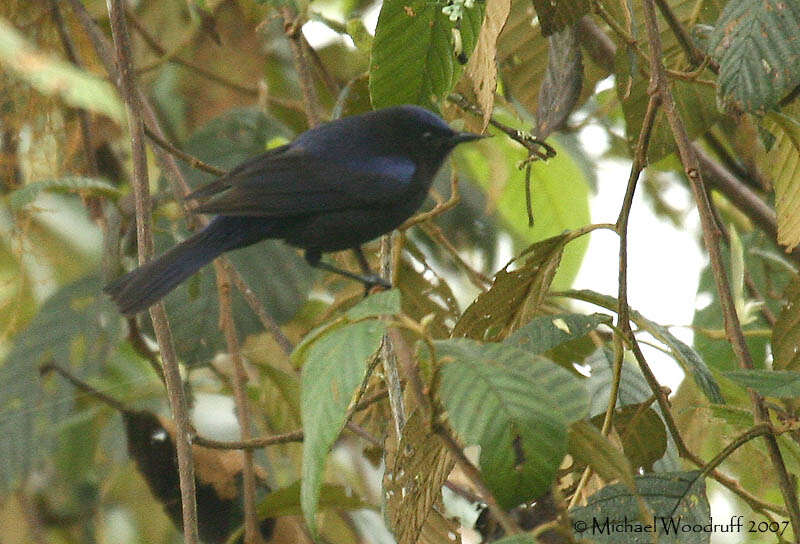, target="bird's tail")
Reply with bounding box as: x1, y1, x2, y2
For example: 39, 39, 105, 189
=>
105, 216, 273, 316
